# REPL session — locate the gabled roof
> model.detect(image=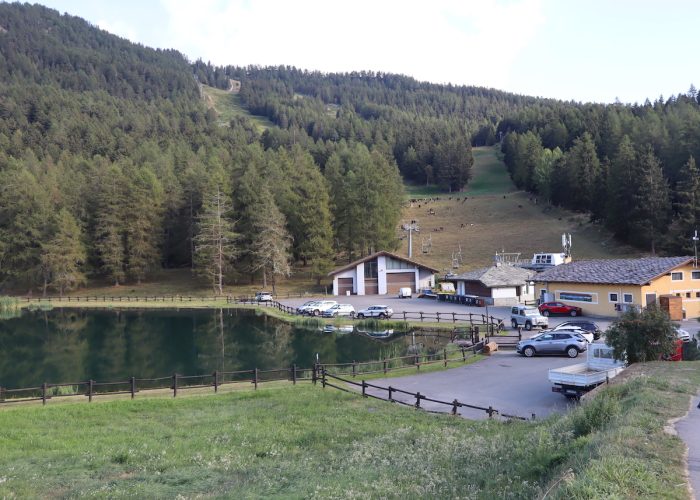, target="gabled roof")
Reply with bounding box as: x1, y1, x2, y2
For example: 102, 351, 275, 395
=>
448, 265, 537, 288
535, 257, 694, 286
328, 251, 439, 276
